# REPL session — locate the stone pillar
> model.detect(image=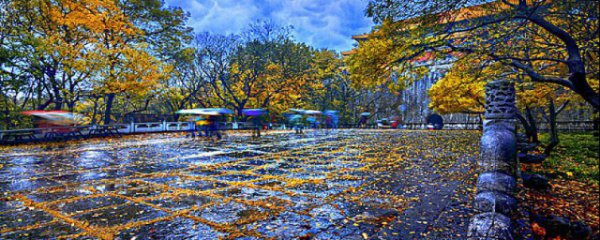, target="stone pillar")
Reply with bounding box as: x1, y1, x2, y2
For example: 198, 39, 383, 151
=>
468, 80, 518, 239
